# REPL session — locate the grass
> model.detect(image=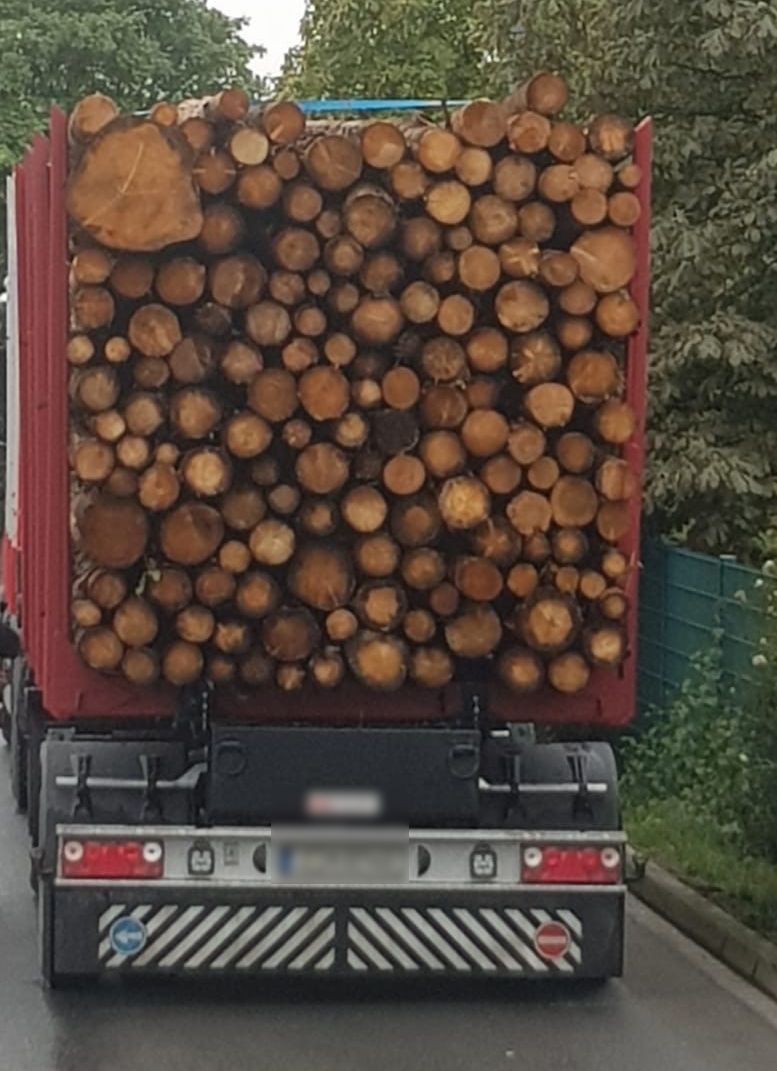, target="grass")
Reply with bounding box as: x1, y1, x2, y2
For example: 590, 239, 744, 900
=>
626, 799, 777, 943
